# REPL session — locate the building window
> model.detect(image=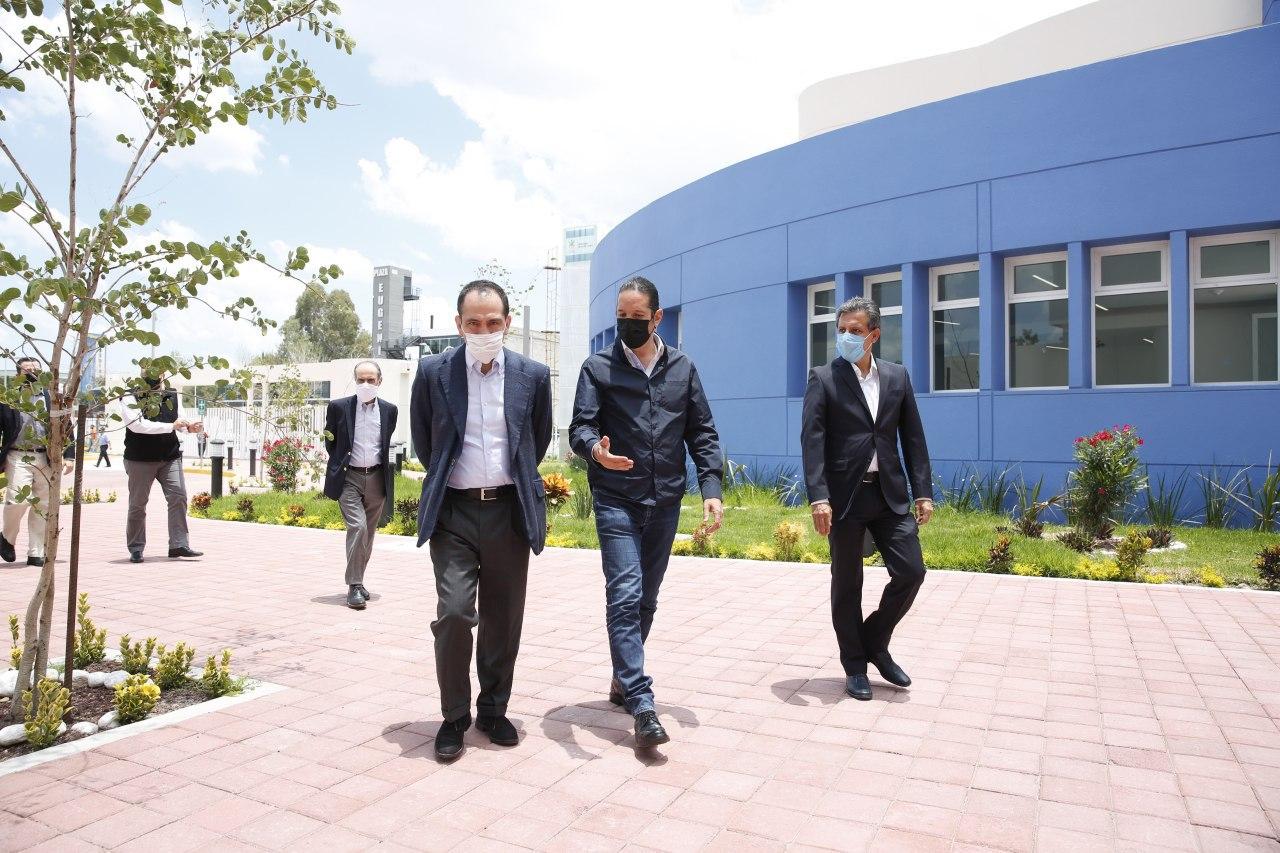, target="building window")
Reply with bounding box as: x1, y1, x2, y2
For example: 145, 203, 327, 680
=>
1192, 231, 1279, 384
930, 263, 979, 391
1006, 253, 1068, 389
866, 272, 903, 364
1092, 242, 1169, 386
808, 282, 836, 369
